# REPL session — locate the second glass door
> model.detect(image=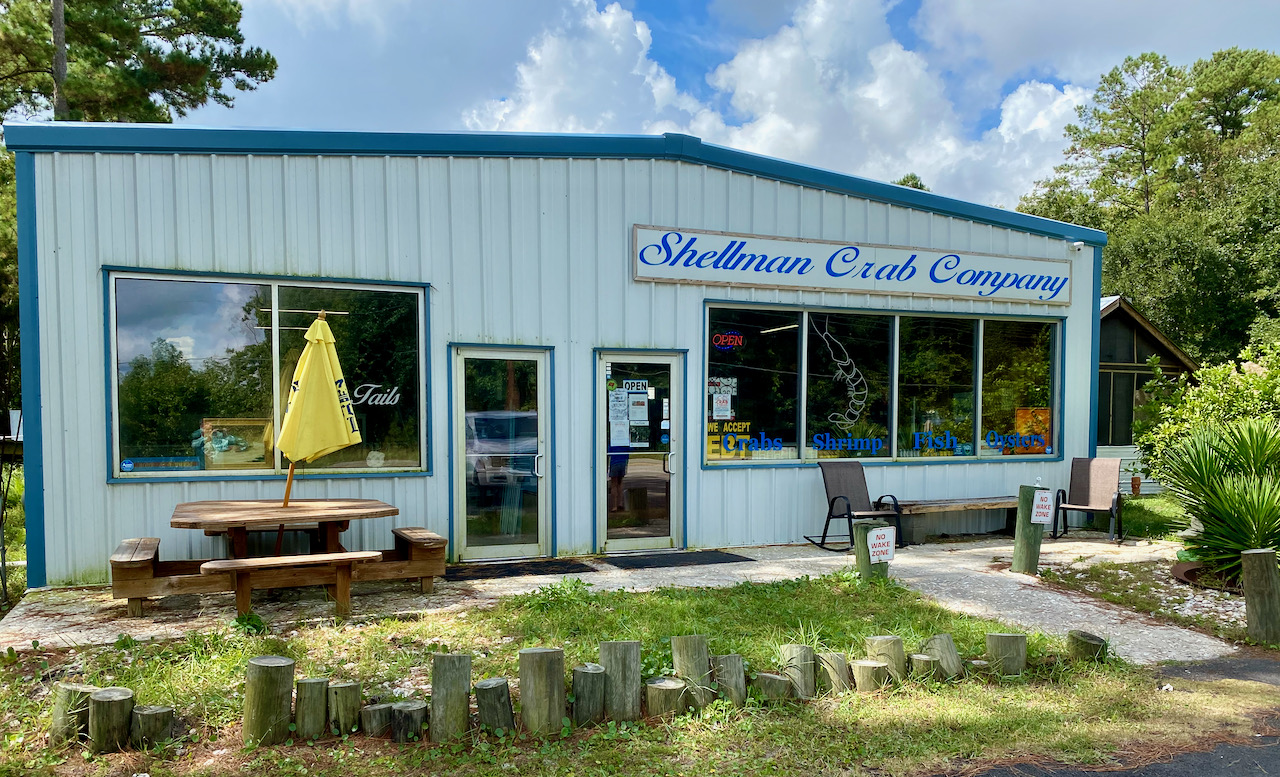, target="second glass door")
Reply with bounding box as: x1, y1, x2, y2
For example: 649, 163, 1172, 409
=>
598, 354, 682, 552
